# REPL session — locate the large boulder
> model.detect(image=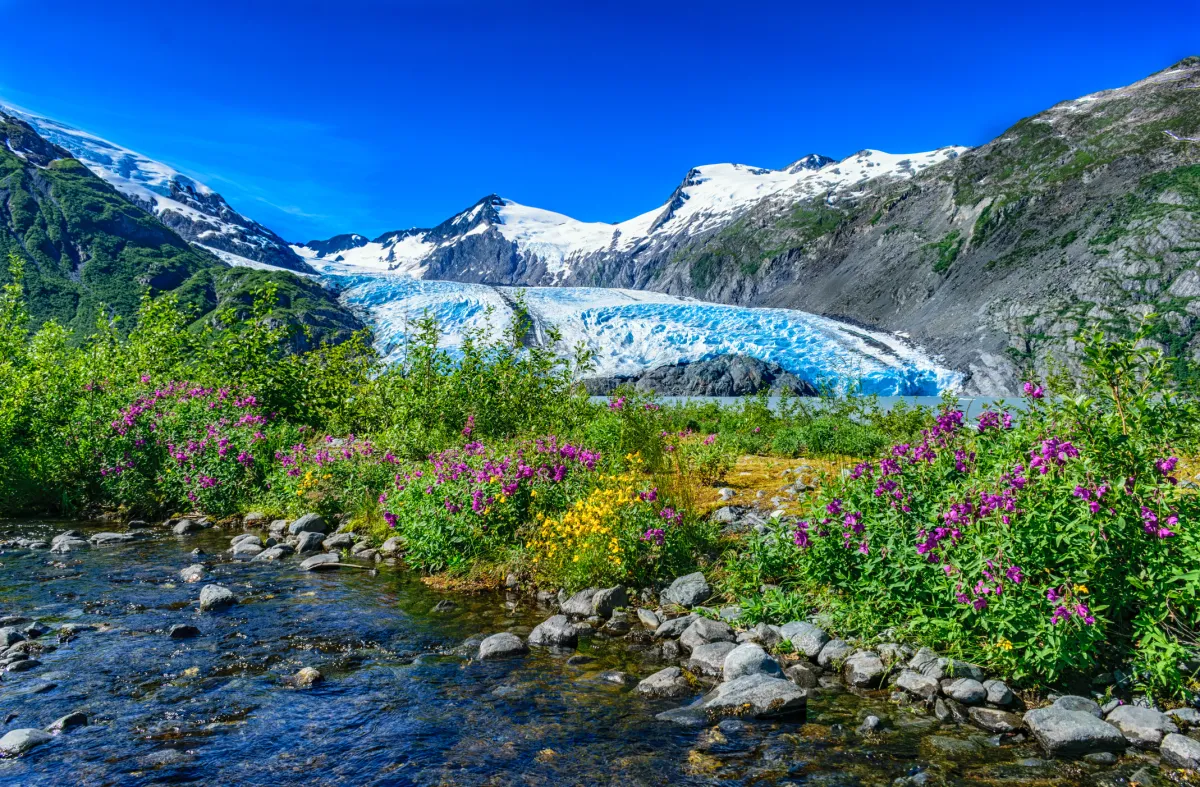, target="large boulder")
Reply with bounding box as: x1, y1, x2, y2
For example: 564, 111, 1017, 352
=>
636, 666, 693, 698
778, 621, 829, 659
1052, 695, 1103, 717
172, 519, 203, 535
592, 586, 628, 619
560, 588, 600, 617
1105, 704, 1179, 748
722, 643, 782, 682
896, 670, 939, 699
295, 531, 326, 554
1024, 707, 1126, 757
686, 642, 737, 677
0, 627, 25, 648
198, 584, 237, 612
0, 728, 51, 755
288, 513, 328, 536
816, 639, 853, 668
653, 614, 697, 640
700, 673, 808, 721
478, 633, 528, 660
660, 573, 712, 608
944, 678, 987, 705
528, 615, 578, 648
842, 650, 887, 688
679, 618, 736, 652
1161, 732, 1200, 770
